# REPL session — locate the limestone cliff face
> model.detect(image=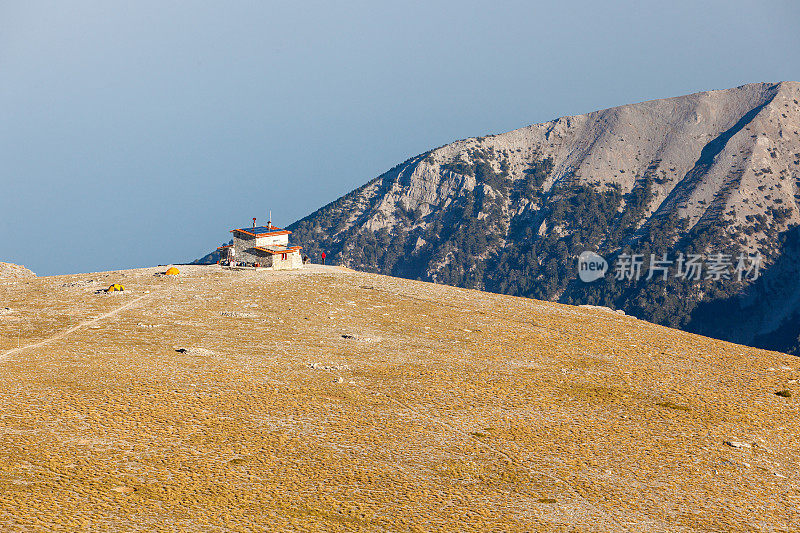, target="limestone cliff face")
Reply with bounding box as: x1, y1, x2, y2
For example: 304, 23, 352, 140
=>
295, 81, 799, 250
206, 82, 800, 353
